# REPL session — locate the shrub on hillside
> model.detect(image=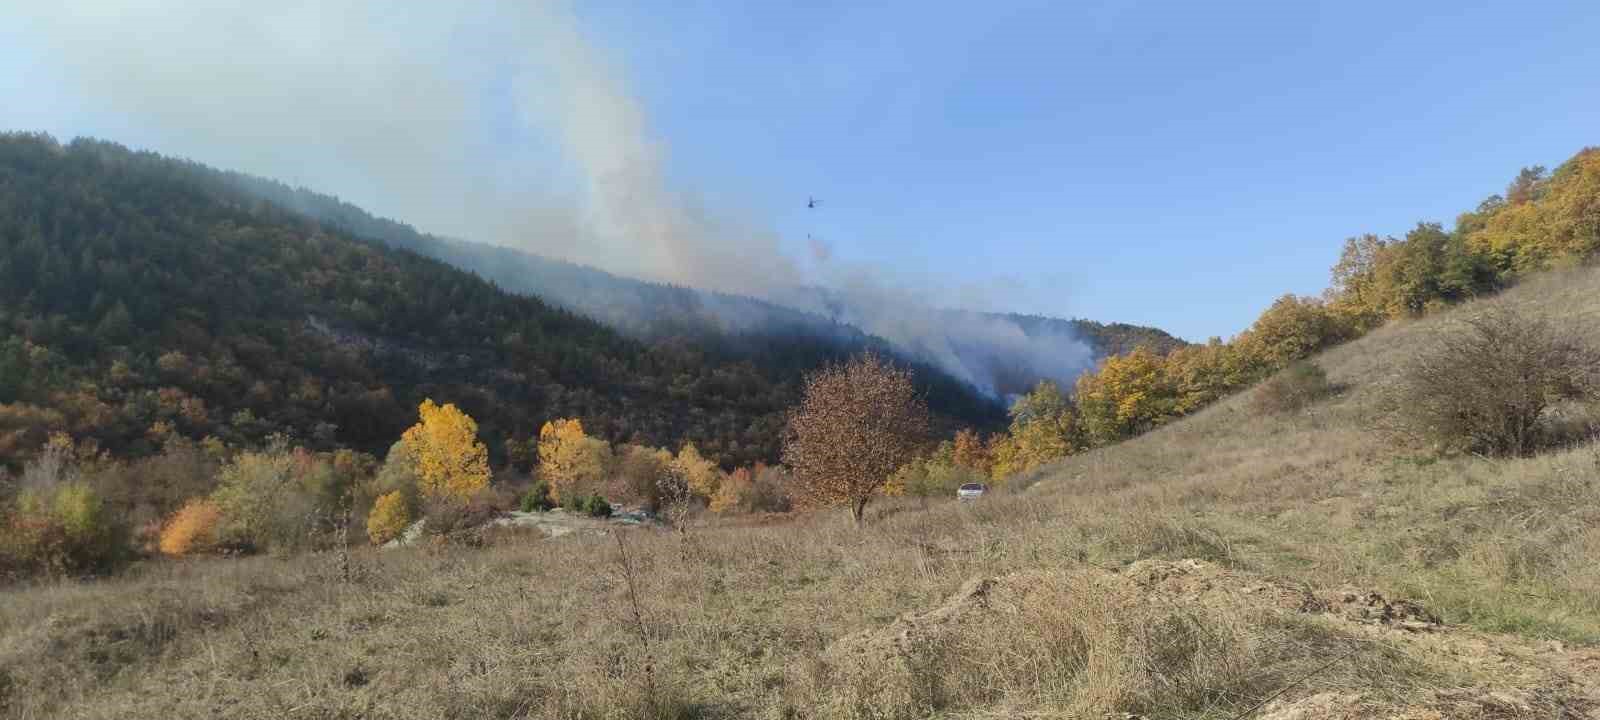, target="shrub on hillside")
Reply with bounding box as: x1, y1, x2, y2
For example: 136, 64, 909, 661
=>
211, 444, 316, 554
1, 486, 126, 577
114, 433, 221, 541
581, 493, 613, 518
1393, 307, 1600, 456
0, 441, 129, 577
519, 479, 555, 512
748, 465, 793, 513
709, 467, 752, 513
159, 499, 222, 556
614, 444, 672, 510
1250, 361, 1336, 415
366, 491, 410, 545
708, 465, 794, 513
421, 488, 500, 538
